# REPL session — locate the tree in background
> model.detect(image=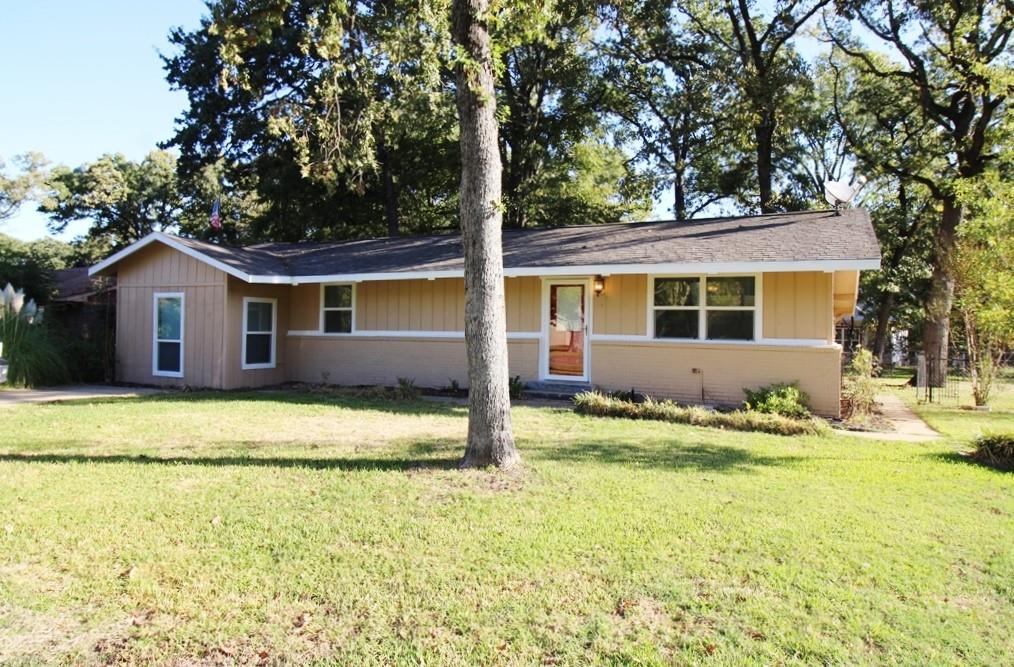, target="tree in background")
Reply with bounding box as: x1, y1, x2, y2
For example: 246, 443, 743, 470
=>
954, 165, 1014, 406
601, 1, 744, 220
680, 0, 830, 213
40, 151, 183, 249
829, 0, 1013, 372
0, 234, 76, 304
0, 153, 49, 222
